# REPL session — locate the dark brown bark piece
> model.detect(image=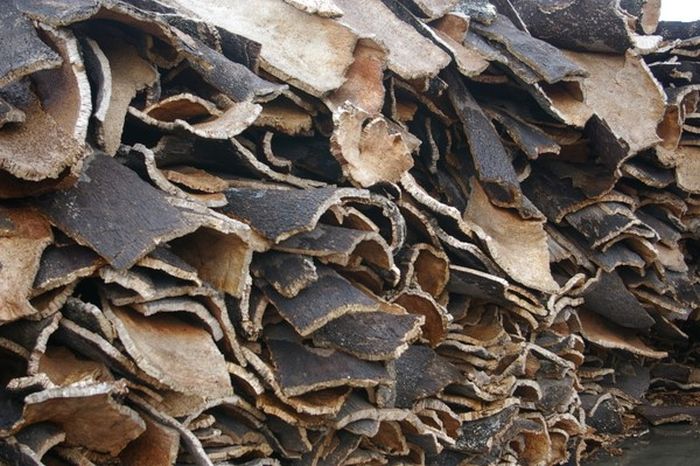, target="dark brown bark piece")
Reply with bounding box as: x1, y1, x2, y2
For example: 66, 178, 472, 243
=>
576, 309, 667, 359
453, 405, 517, 454
37, 153, 194, 270
14, 422, 65, 459
274, 223, 396, 273
471, 14, 586, 84
511, 0, 634, 53
486, 108, 560, 160
223, 186, 369, 243
0, 5, 62, 87
392, 289, 451, 347
635, 405, 700, 426
266, 339, 391, 397
311, 311, 423, 361
261, 266, 379, 336
565, 203, 638, 248
179, 35, 283, 103
33, 243, 103, 293
251, 252, 318, 299
582, 270, 655, 329
394, 345, 462, 408
444, 69, 522, 208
